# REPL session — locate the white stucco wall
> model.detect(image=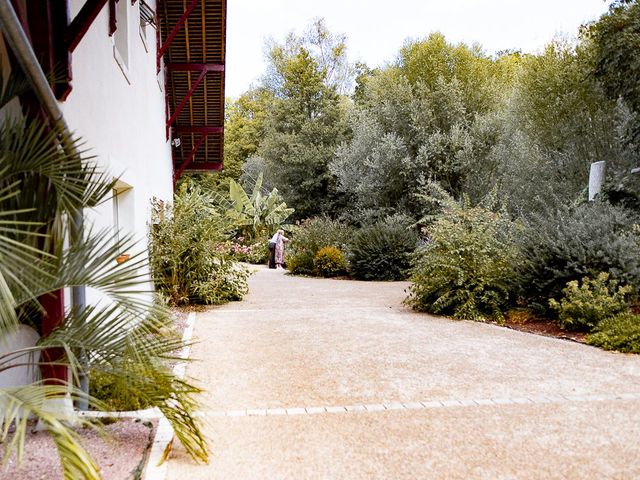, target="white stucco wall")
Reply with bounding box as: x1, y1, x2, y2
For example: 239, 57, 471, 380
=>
60, 0, 173, 305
